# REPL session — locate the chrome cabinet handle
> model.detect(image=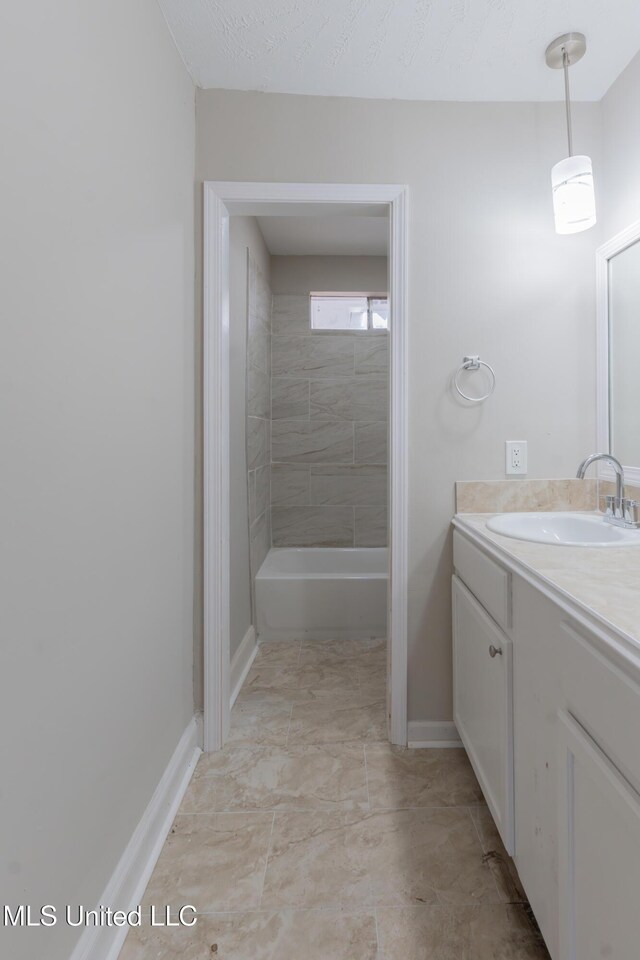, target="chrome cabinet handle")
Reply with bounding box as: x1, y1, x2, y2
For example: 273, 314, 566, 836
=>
489, 644, 503, 658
